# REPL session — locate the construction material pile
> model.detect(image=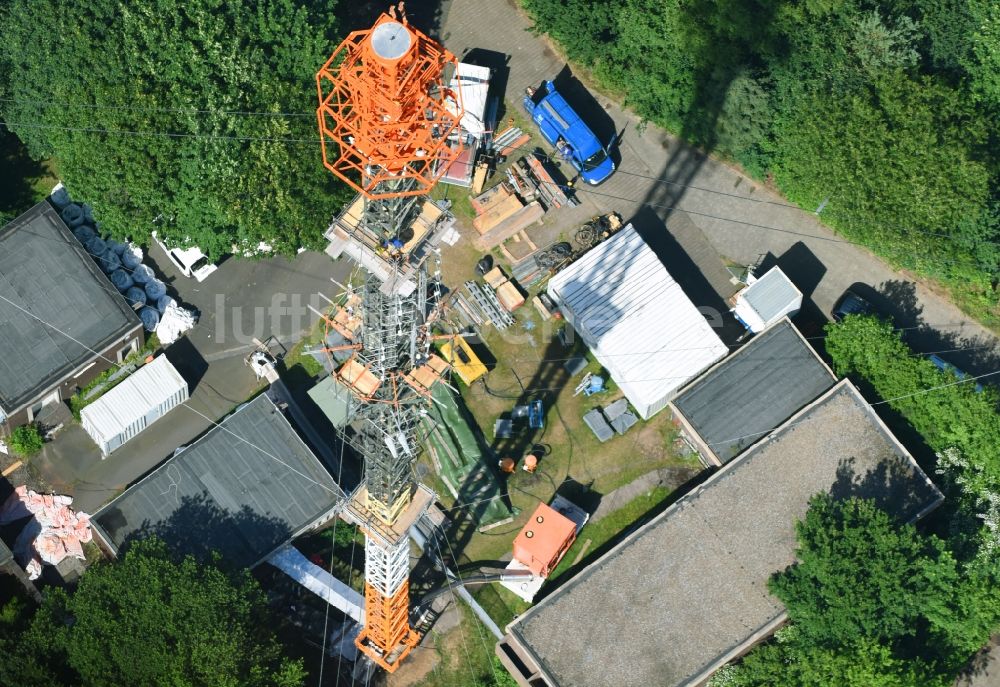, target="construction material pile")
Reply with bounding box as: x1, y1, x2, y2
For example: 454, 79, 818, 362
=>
155, 301, 198, 345
470, 181, 544, 251
0, 486, 92, 579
